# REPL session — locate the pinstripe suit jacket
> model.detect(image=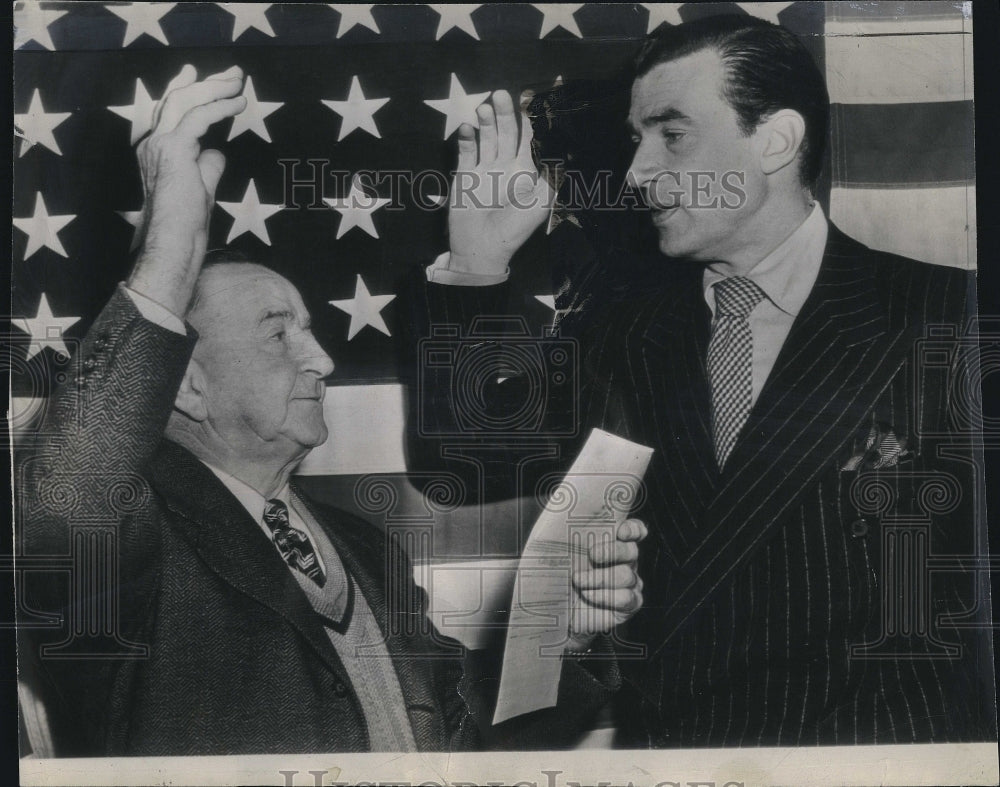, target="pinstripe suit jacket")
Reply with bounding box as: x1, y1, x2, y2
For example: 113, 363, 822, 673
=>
17, 288, 618, 755
587, 226, 994, 746
407, 225, 996, 747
